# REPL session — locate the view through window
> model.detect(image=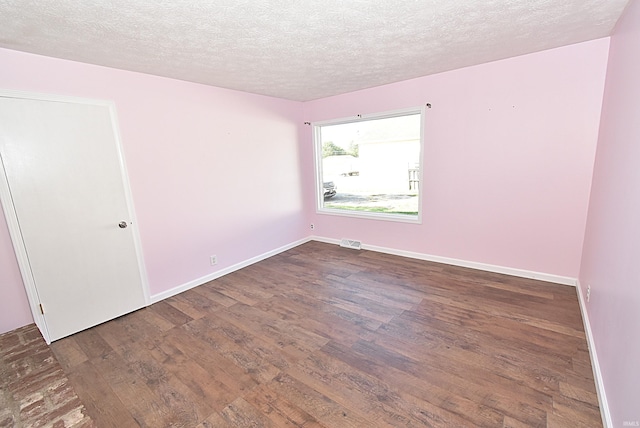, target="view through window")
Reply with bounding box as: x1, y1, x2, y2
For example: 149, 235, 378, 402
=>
314, 108, 423, 222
